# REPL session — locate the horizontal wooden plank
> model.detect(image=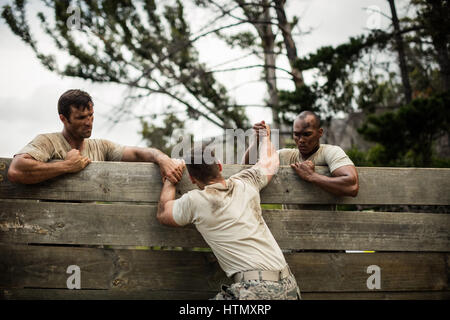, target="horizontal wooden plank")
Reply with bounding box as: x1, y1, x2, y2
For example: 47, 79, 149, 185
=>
2, 288, 449, 300
0, 288, 216, 300
1, 244, 448, 293
302, 291, 450, 300
1, 200, 449, 251
1, 158, 449, 205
